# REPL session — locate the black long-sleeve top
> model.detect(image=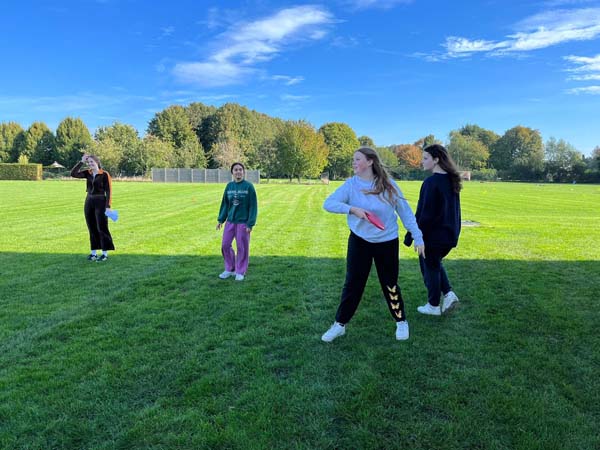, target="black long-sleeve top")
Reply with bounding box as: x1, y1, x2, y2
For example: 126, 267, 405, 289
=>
71, 162, 113, 209
412, 173, 461, 248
